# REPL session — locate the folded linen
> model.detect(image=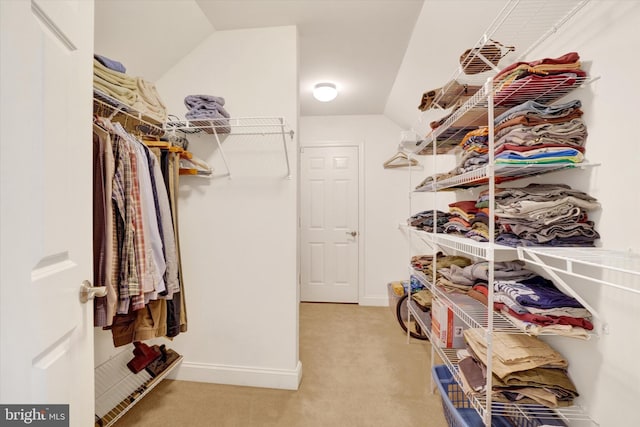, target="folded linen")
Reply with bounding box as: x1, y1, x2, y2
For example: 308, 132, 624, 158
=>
93, 78, 138, 106
463, 328, 568, 378
184, 94, 231, 130
93, 59, 137, 90
185, 108, 229, 120
135, 78, 167, 123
